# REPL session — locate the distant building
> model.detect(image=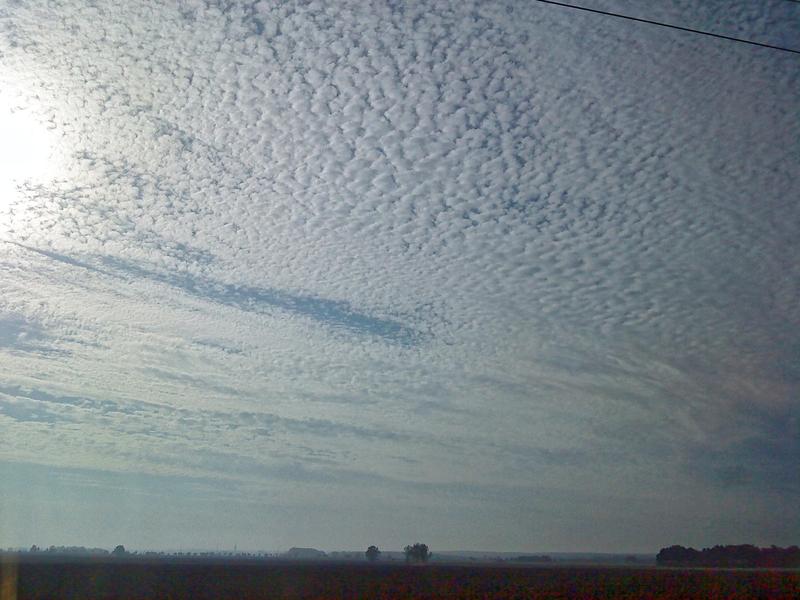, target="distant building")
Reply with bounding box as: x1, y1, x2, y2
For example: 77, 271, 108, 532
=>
284, 547, 326, 559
